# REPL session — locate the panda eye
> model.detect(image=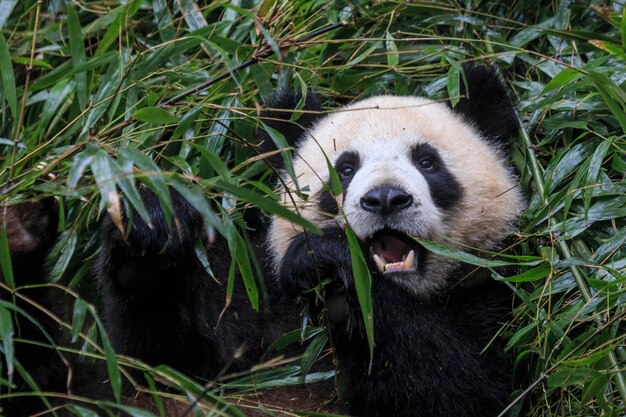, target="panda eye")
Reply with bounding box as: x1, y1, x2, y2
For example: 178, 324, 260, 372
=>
339, 164, 355, 179
418, 157, 435, 171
